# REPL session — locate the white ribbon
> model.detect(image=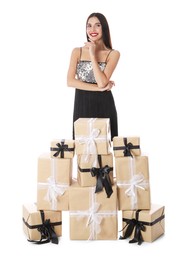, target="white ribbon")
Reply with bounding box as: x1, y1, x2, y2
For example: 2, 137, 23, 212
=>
78, 128, 100, 167
125, 172, 148, 195
79, 128, 100, 154
38, 158, 68, 210
75, 118, 108, 167
86, 202, 103, 239
44, 176, 66, 210
38, 180, 68, 210
117, 156, 149, 209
